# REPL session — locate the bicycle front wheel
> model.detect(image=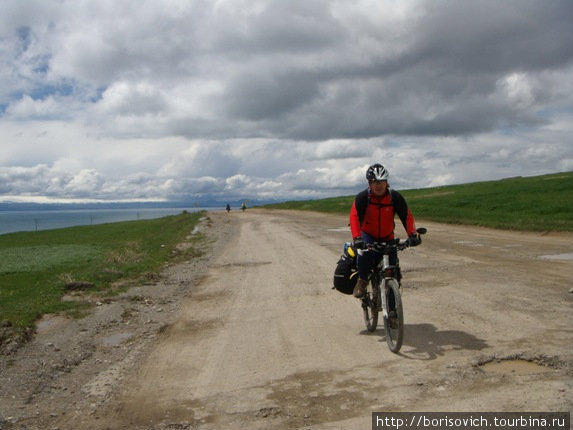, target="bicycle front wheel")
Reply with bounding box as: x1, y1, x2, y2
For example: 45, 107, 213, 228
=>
362, 280, 379, 332
383, 278, 404, 353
